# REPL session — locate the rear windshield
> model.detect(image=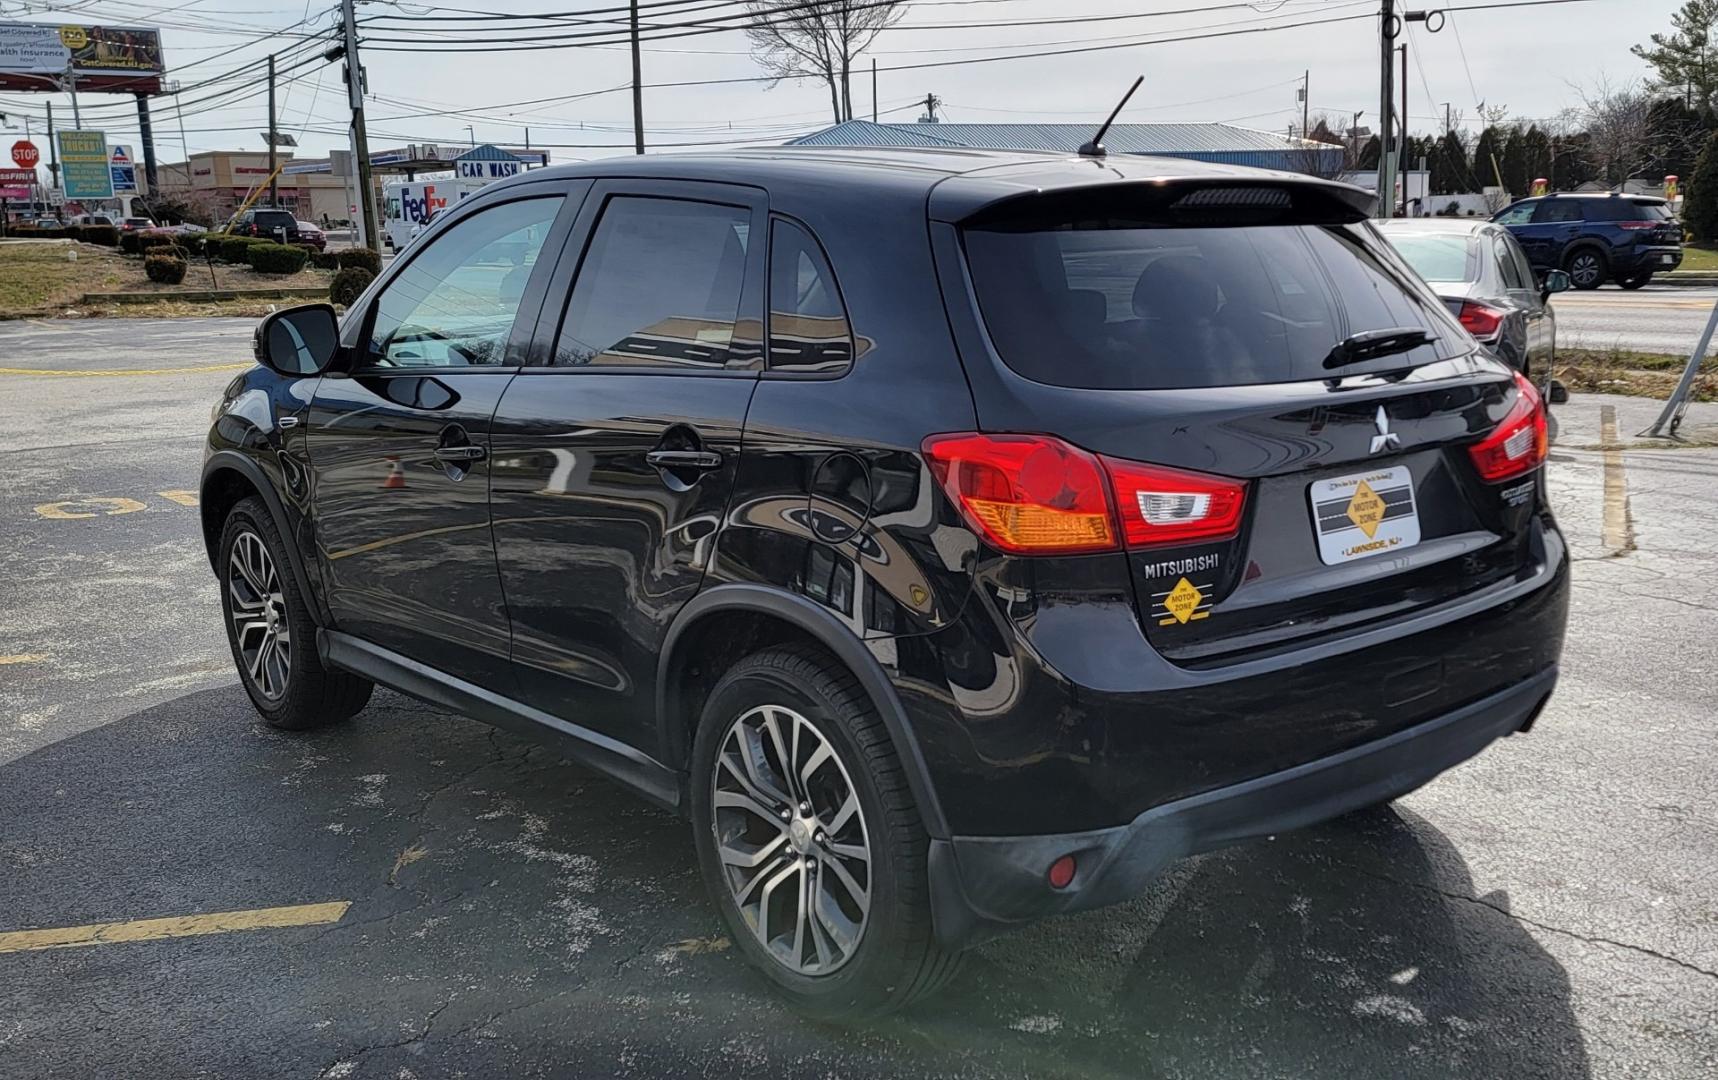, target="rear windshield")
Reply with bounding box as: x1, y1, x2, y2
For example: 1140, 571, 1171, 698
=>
963, 222, 1471, 390
1586, 199, 1672, 222
1388, 233, 1480, 283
